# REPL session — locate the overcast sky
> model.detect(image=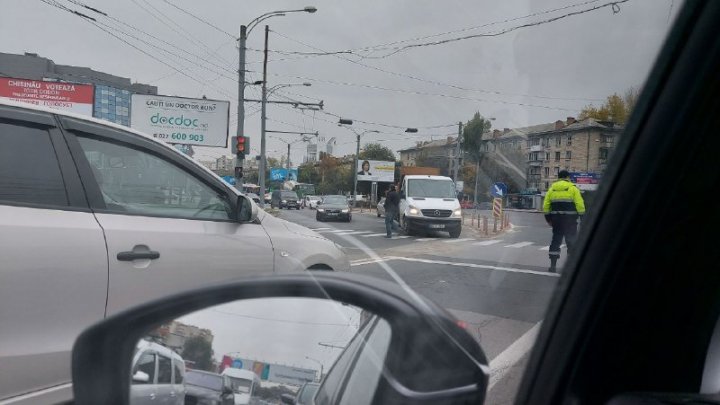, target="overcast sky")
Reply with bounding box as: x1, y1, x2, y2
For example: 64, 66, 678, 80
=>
1, 0, 679, 165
